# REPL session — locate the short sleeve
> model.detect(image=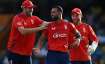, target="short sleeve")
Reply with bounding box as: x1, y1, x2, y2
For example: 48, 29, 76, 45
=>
68, 22, 77, 44
13, 16, 24, 28
69, 22, 77, 34
87, 25, 98, 42
33, 16, 44, 26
